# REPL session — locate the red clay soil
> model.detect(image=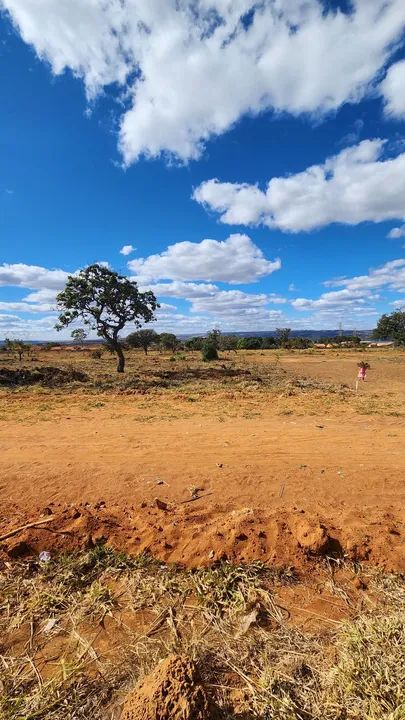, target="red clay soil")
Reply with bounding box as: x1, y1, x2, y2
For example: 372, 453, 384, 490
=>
1, 496, 403, 572
1, 398, 404, 571
120, 655, 218, 720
